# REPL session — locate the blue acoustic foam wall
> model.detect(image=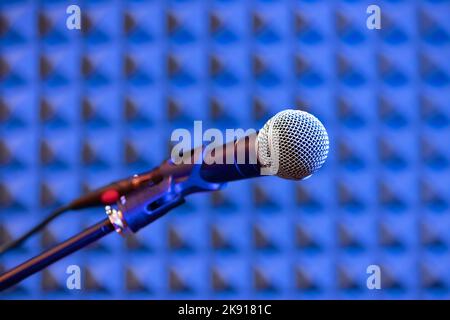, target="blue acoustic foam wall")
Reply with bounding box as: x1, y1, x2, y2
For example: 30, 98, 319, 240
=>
1, 0, 450, 299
